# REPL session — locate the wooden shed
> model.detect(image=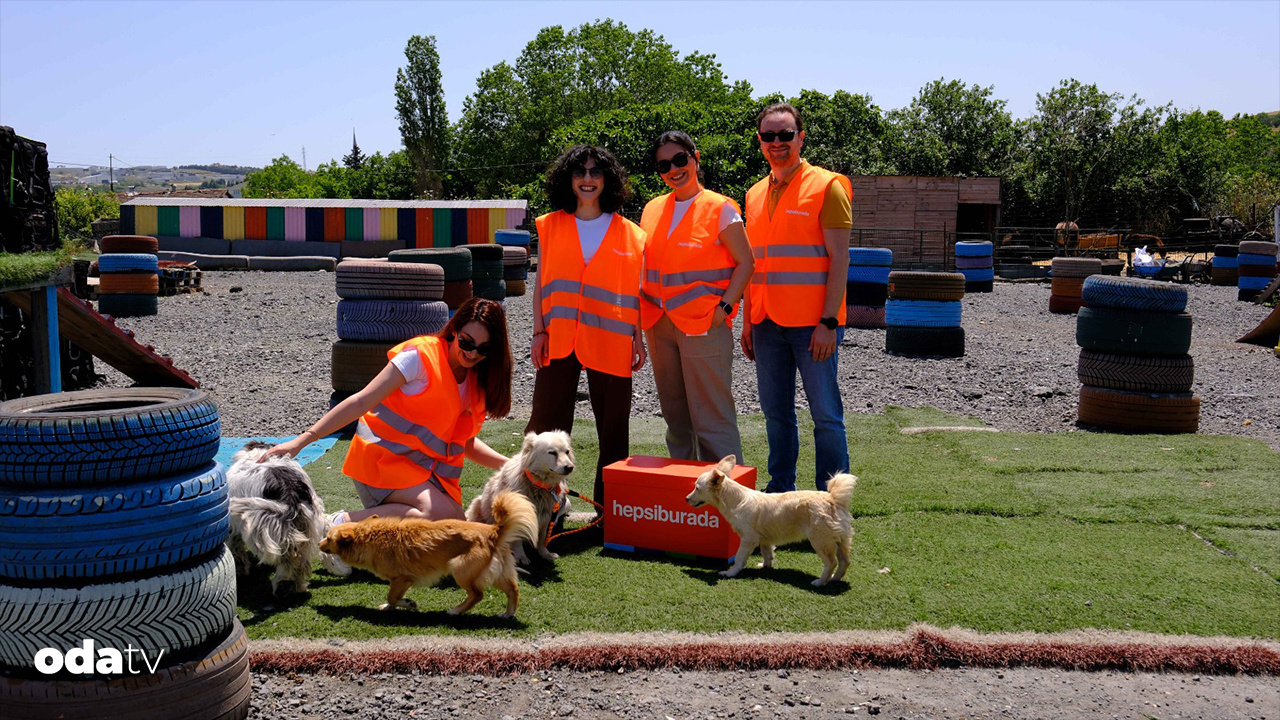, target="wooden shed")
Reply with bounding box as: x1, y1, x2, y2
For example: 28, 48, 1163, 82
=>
849, 176, 1001, 266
